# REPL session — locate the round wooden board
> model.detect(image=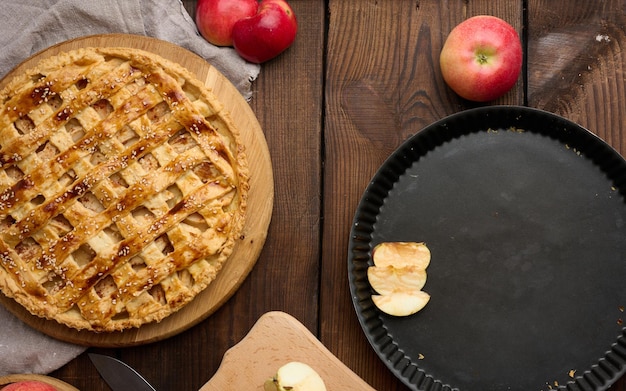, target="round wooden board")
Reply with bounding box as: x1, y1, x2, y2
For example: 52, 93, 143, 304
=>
0, 374, 80, 391
0, 34, 274, 347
